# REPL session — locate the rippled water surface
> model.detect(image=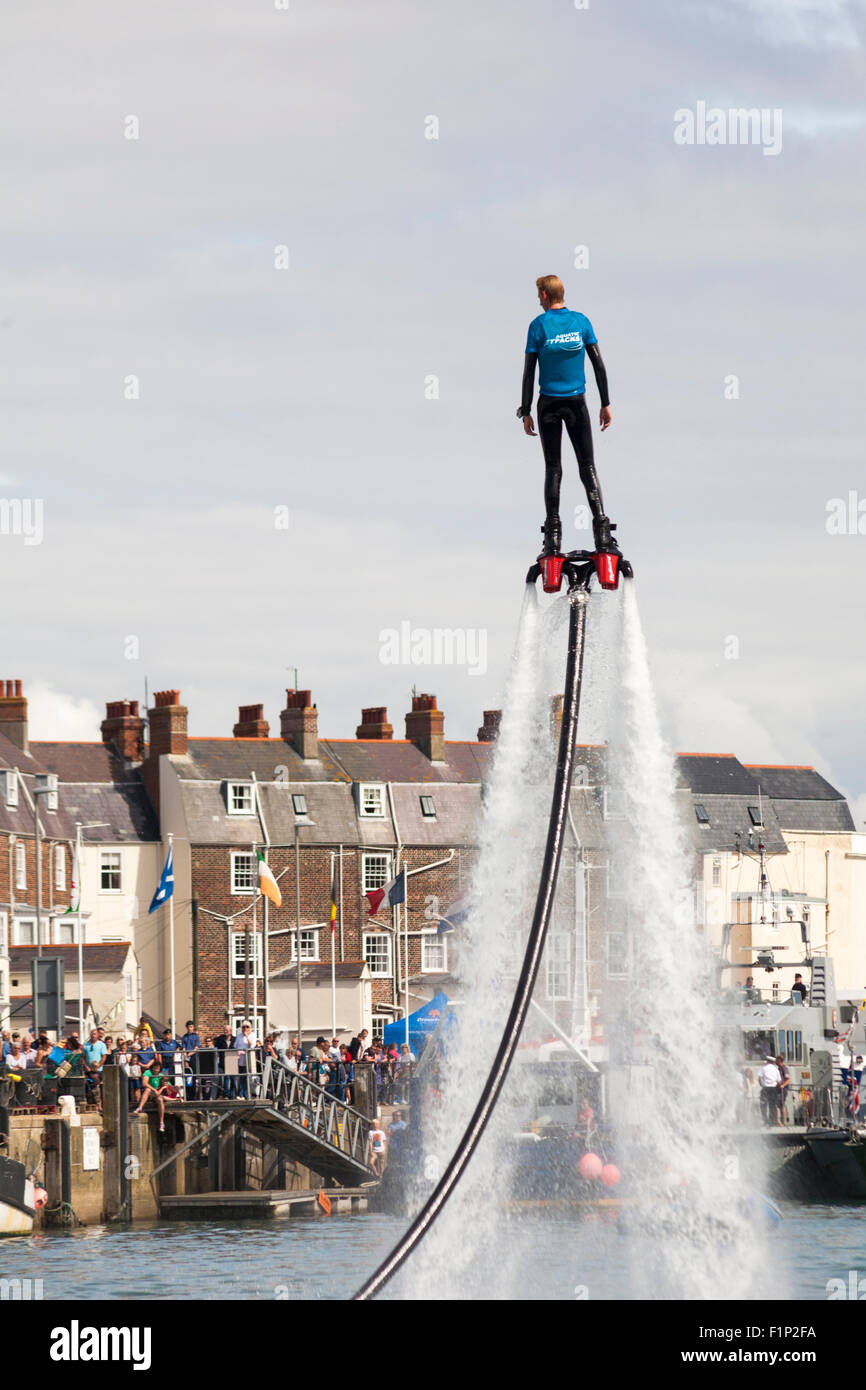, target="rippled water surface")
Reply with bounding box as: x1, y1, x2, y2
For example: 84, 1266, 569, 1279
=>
0, 1205, 861, 1301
